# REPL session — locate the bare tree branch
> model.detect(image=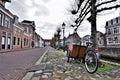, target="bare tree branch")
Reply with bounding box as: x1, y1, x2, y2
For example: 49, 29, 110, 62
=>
96, 0, 117, 8
71, 0, 90, 15
75, 9, 90, 30
76, 4, 91, 24
75, 0, 90, 22
97, 5, 120, 13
